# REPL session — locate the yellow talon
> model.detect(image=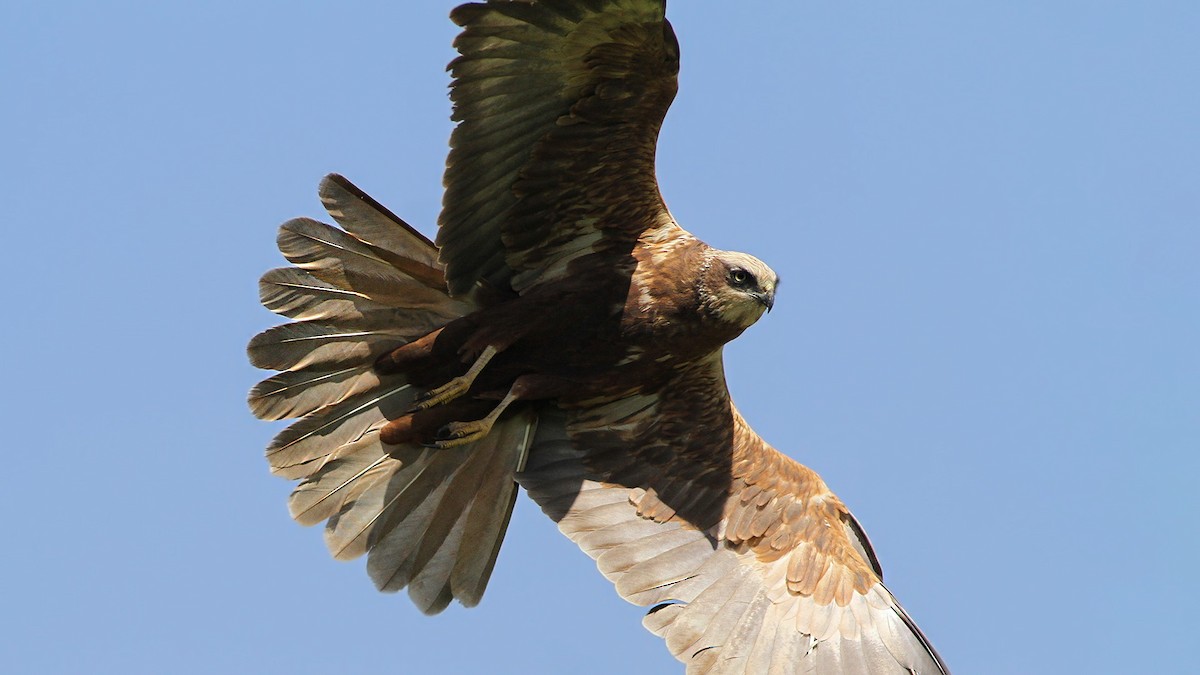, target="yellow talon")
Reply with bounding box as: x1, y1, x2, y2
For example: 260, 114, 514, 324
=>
413, 345, 498, 411
427, 383, 521, 449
